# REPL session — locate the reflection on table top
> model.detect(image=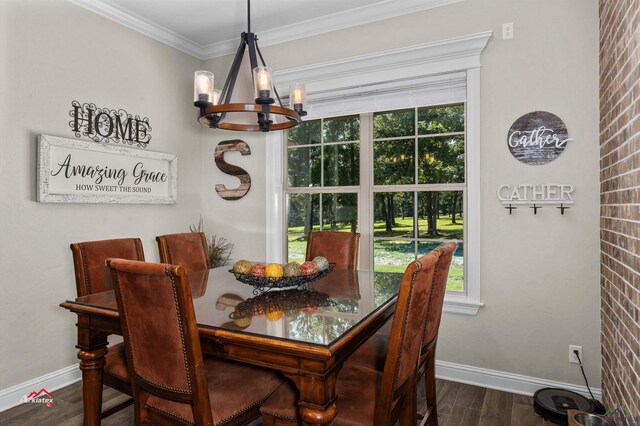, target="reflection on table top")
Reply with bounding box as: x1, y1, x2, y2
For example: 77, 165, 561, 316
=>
70, 266, 403, 347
